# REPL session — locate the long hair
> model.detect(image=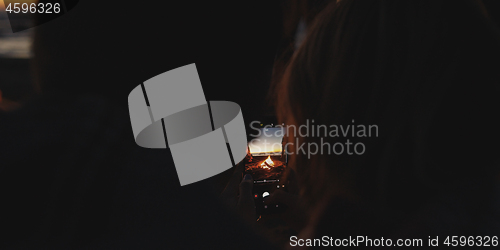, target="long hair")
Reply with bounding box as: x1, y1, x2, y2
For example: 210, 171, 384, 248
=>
274, 0, 500, 219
